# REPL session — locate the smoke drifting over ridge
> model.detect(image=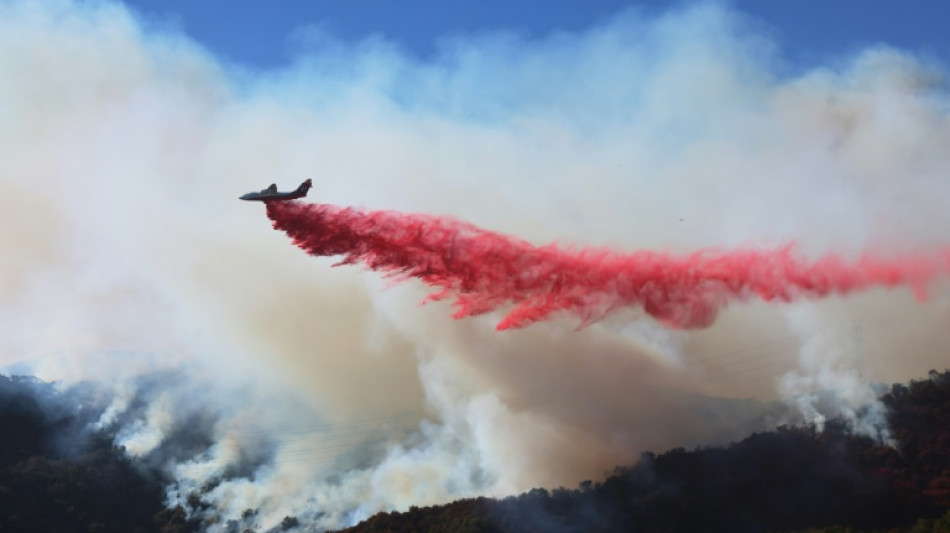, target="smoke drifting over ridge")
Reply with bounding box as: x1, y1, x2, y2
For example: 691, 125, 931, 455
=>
2, 0, 950, 530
